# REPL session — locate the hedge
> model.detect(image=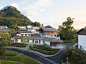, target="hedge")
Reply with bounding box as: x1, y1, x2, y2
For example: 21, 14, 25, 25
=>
30, 48, 60, 55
